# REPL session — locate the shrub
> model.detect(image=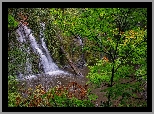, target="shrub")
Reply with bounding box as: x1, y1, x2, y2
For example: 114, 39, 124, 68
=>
12, 82, 96, 107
